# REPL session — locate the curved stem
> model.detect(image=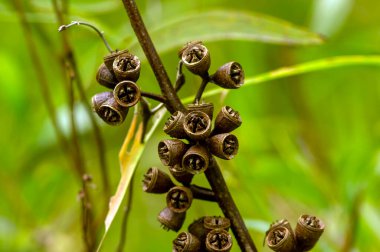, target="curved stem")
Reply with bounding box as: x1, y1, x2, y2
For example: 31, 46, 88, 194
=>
121, 0, 185, 113
193, 76, 209, 103
140, 91, 166, 103
189, 184, 216, 202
